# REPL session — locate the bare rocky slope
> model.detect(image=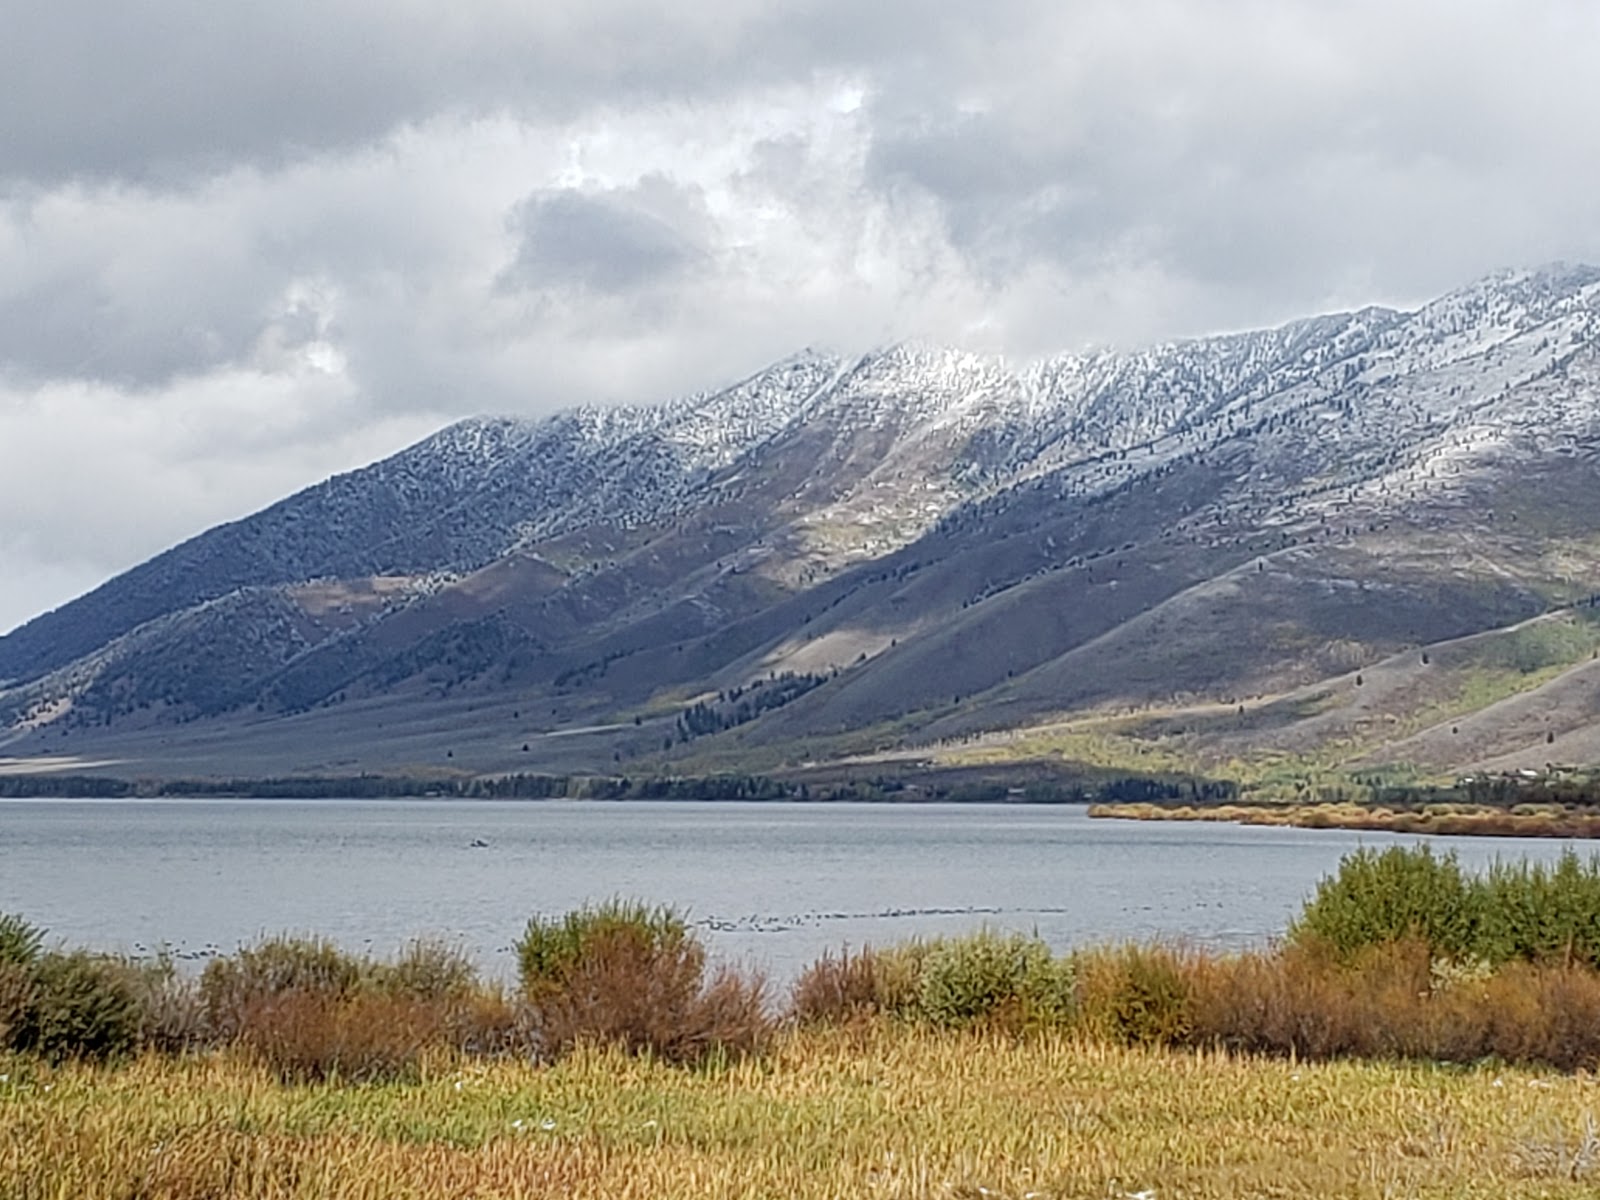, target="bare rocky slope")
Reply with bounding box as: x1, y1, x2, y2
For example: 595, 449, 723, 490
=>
5, 264, 1600, 784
